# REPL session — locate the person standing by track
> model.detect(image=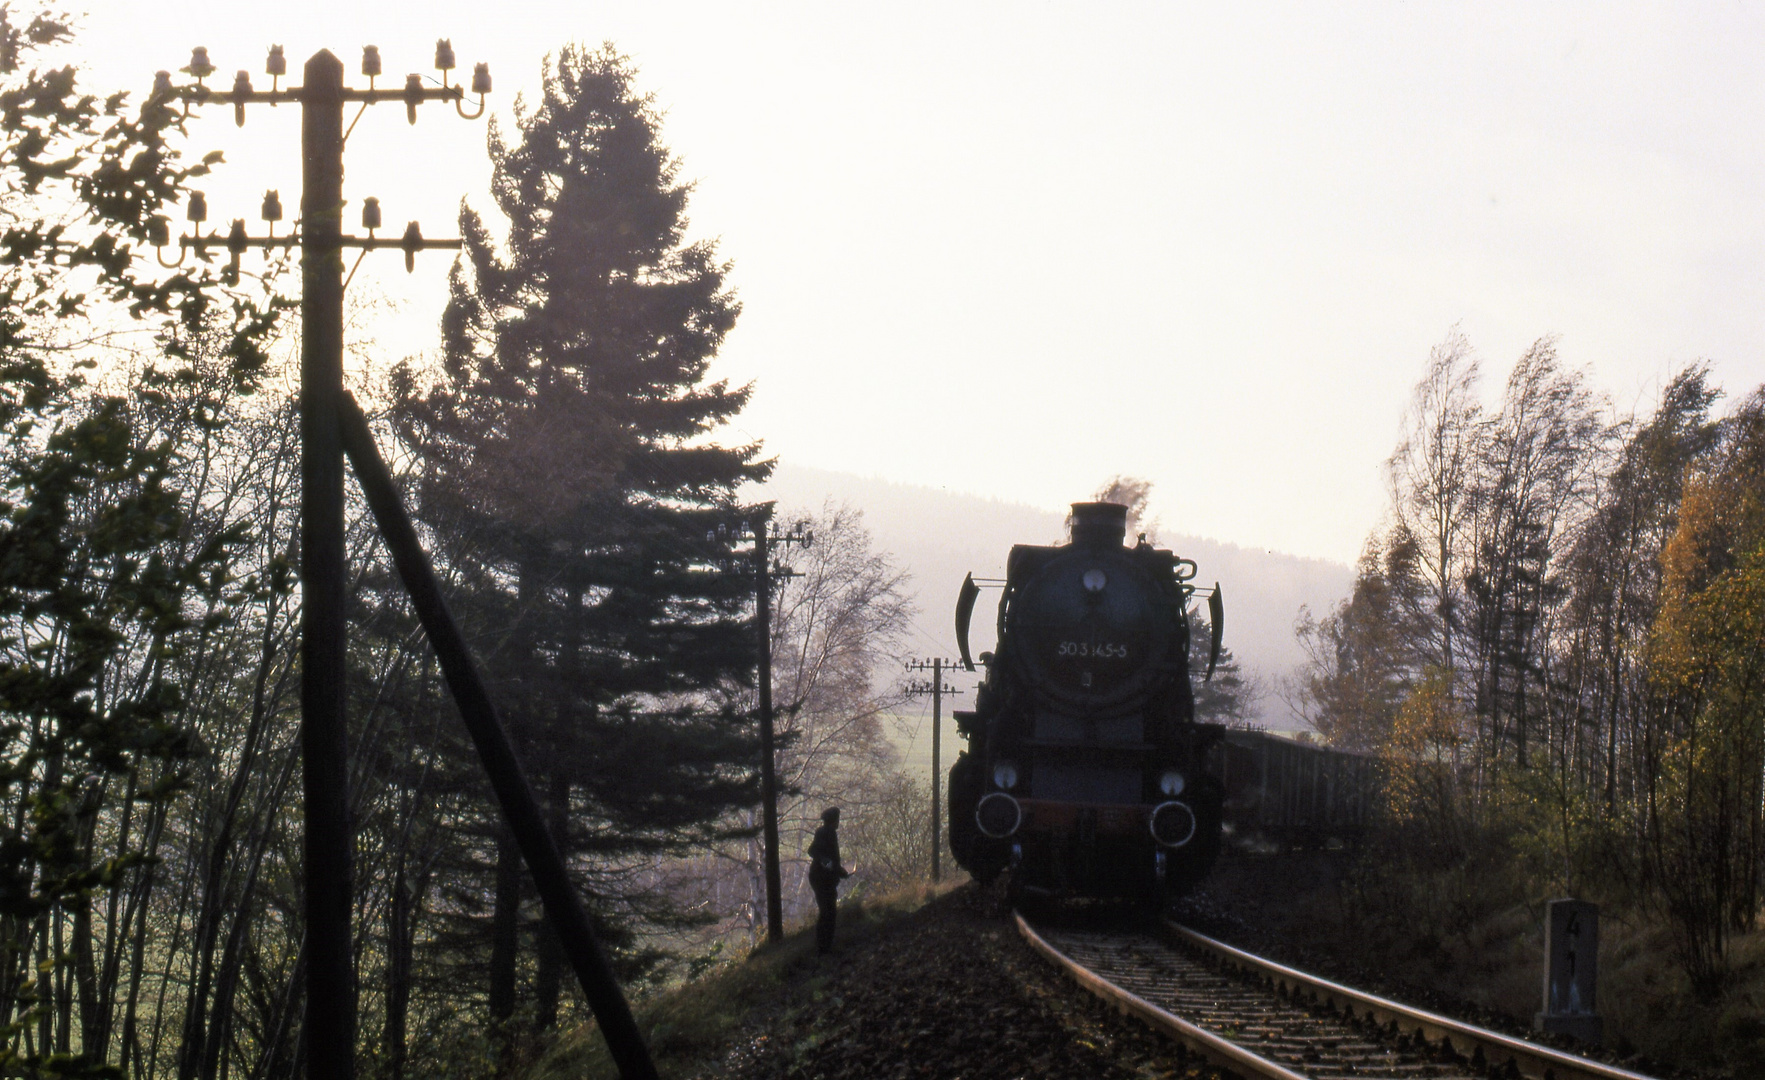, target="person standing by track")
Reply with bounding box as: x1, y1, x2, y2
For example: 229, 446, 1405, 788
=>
807, 807, 850, 954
